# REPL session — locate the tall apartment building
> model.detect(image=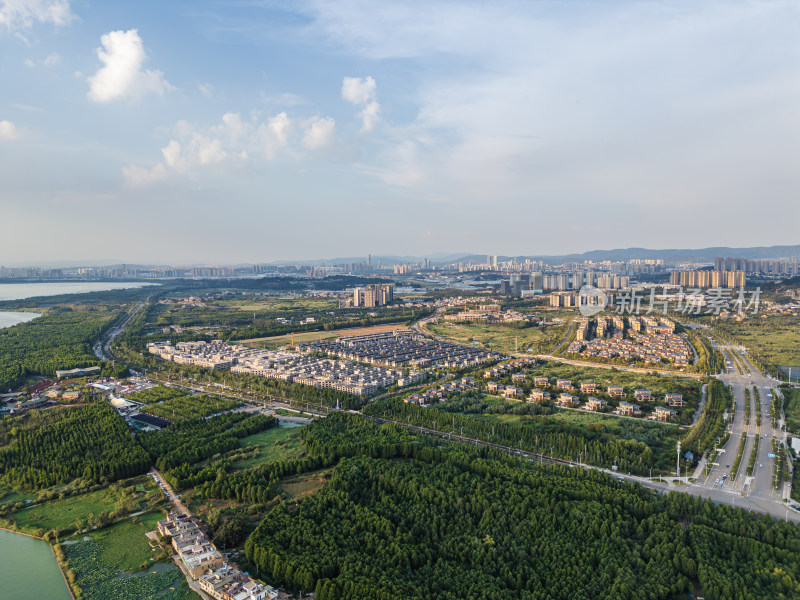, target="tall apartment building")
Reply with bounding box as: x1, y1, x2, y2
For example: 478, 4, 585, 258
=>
669, 270, 746, 288
714, 256, 799, 276
354, 283, 394, 307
